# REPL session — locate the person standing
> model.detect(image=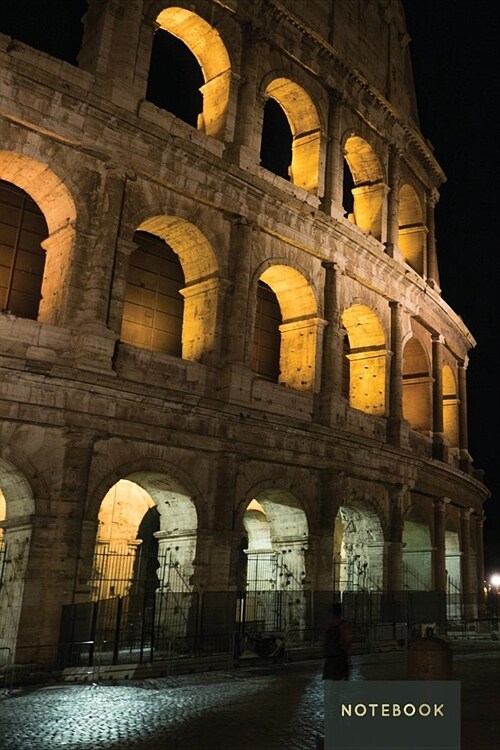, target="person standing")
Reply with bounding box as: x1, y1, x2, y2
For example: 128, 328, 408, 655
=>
322, 602, 352, 680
